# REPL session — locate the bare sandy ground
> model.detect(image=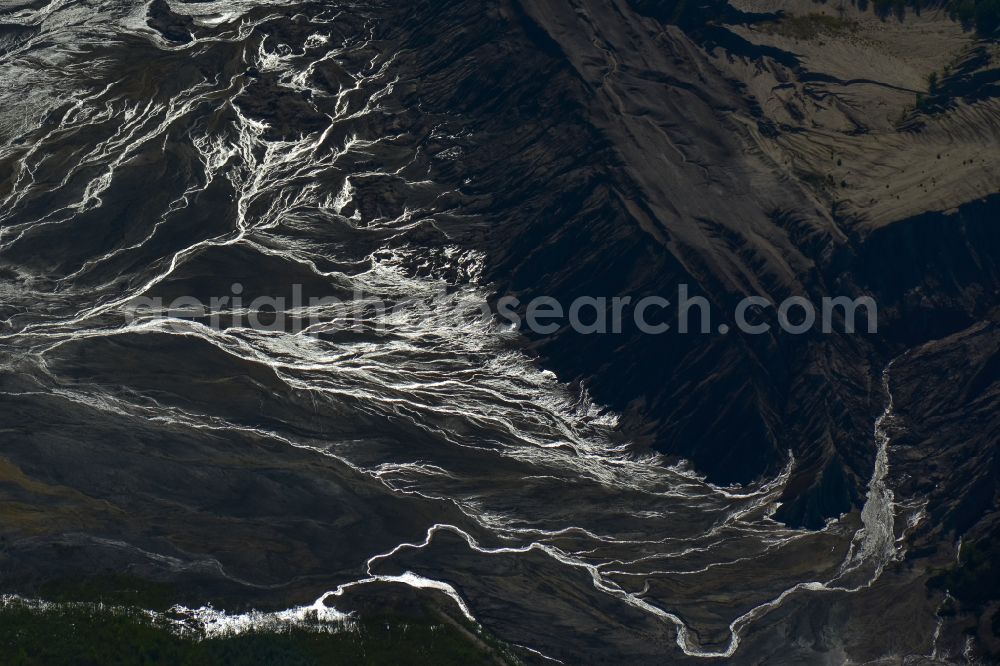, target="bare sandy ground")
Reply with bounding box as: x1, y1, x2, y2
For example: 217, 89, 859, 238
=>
723, 0, 1000, 230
